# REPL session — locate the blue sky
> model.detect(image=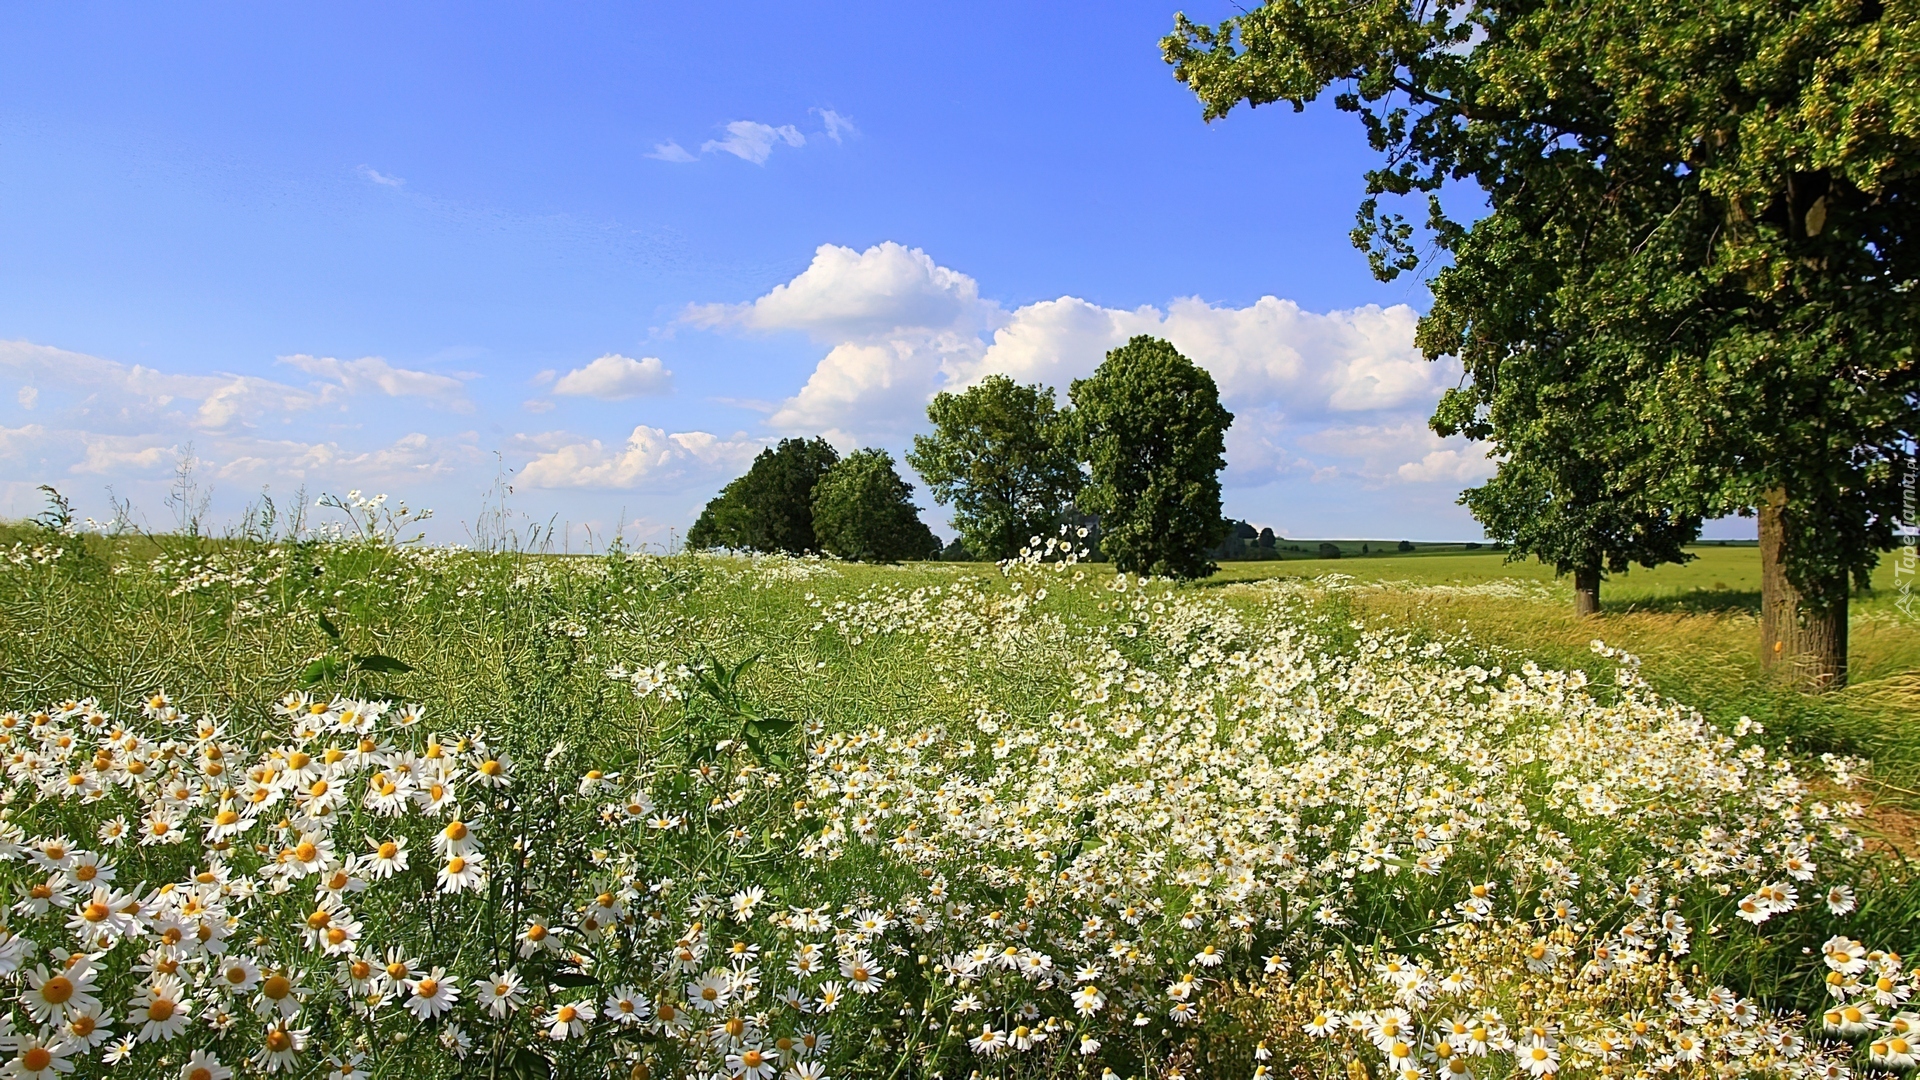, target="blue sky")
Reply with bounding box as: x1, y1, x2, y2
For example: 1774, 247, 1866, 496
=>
0, 3, 1757, 546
